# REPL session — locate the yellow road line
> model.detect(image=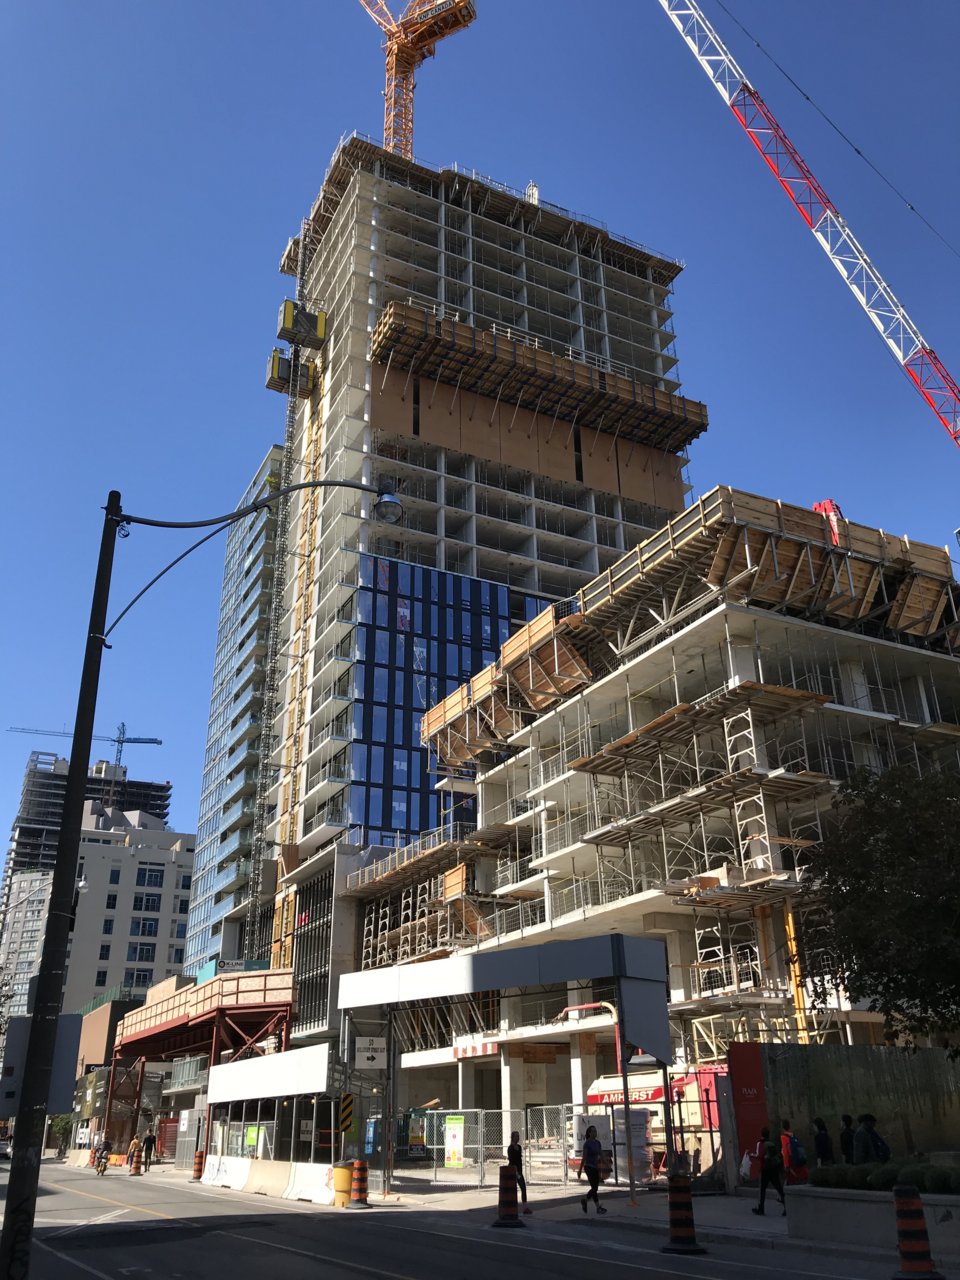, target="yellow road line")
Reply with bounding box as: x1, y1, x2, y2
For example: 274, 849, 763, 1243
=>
41, 1179, 175, 1220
